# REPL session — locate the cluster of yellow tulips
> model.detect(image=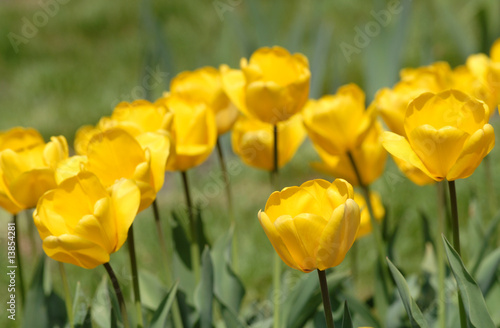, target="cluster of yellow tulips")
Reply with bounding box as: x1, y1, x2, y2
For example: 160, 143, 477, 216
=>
1, 38, 499, 327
